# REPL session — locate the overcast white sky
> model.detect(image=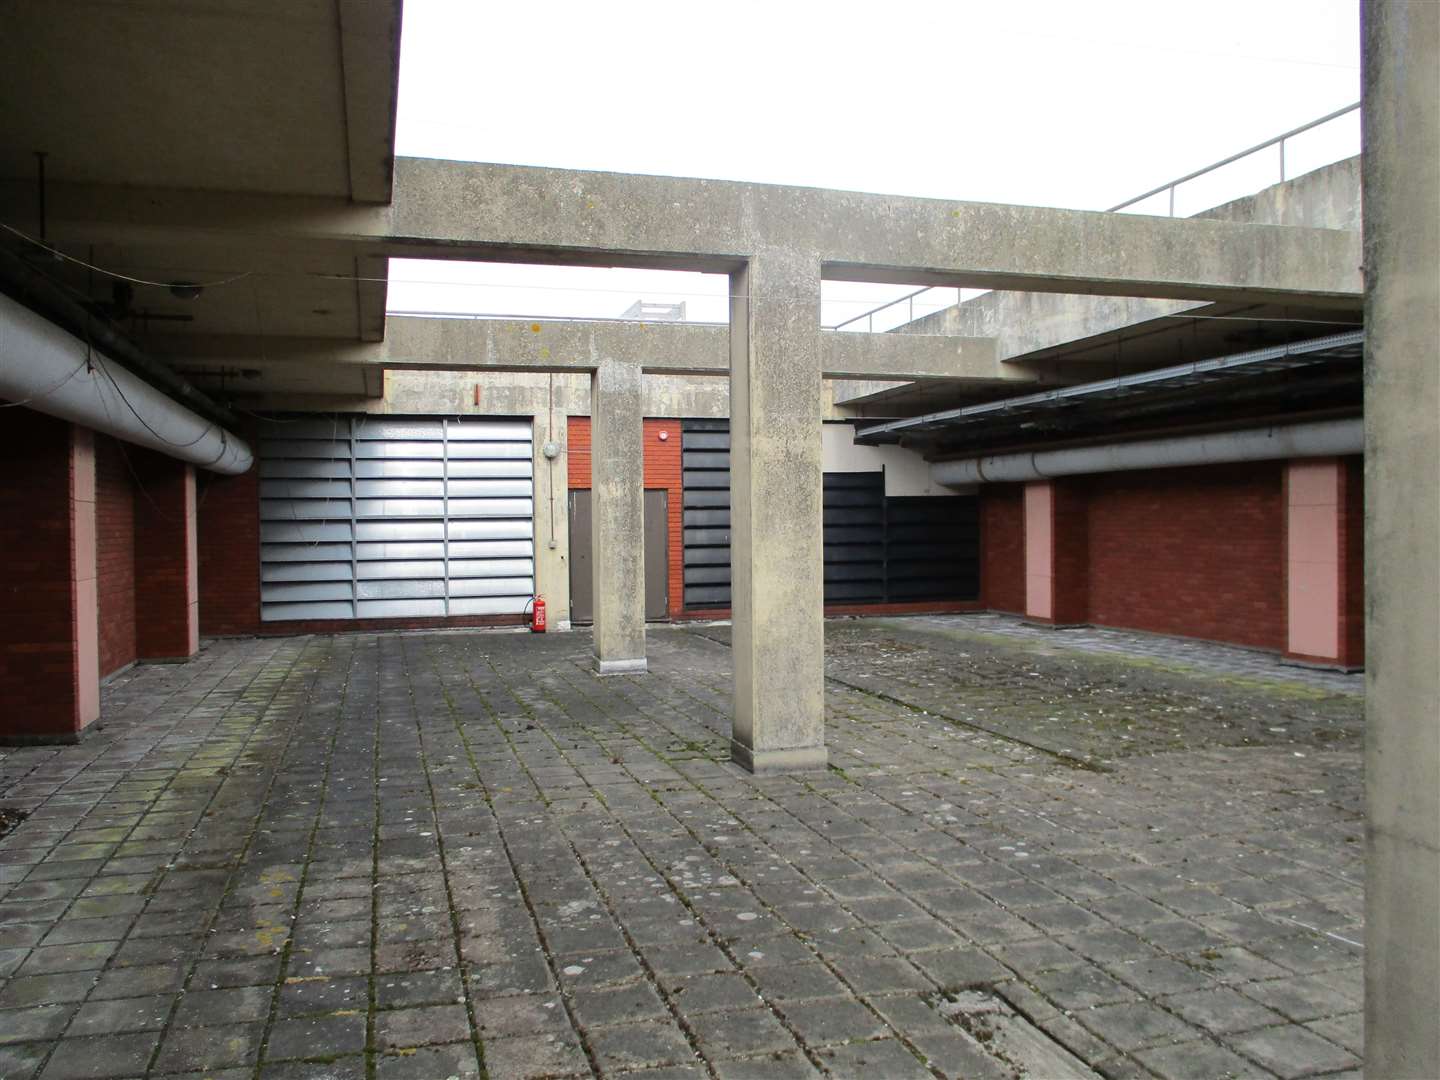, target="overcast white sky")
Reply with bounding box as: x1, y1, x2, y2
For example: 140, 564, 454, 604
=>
387, 0, 1360, 328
